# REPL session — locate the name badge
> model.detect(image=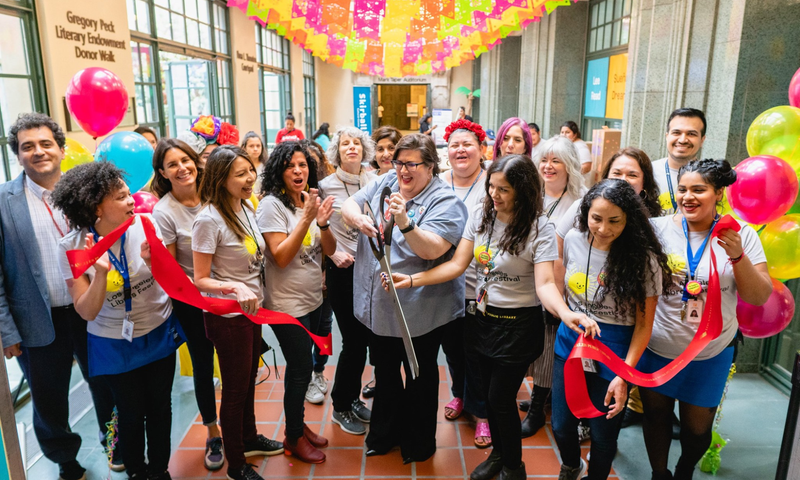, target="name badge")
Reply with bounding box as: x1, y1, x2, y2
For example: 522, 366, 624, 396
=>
582, 358, 598, 373
122, 314, 134, 343
686, 298, 704, 325
476, 288, 487, 314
